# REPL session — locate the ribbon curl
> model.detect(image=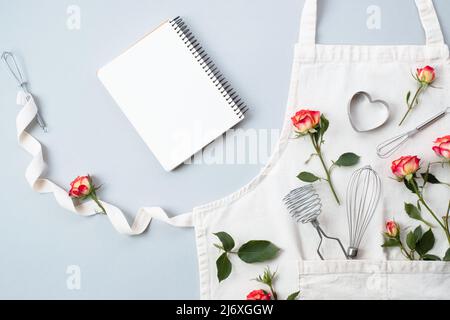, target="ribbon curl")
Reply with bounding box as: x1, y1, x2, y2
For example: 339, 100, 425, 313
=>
16, 91, 193, 235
